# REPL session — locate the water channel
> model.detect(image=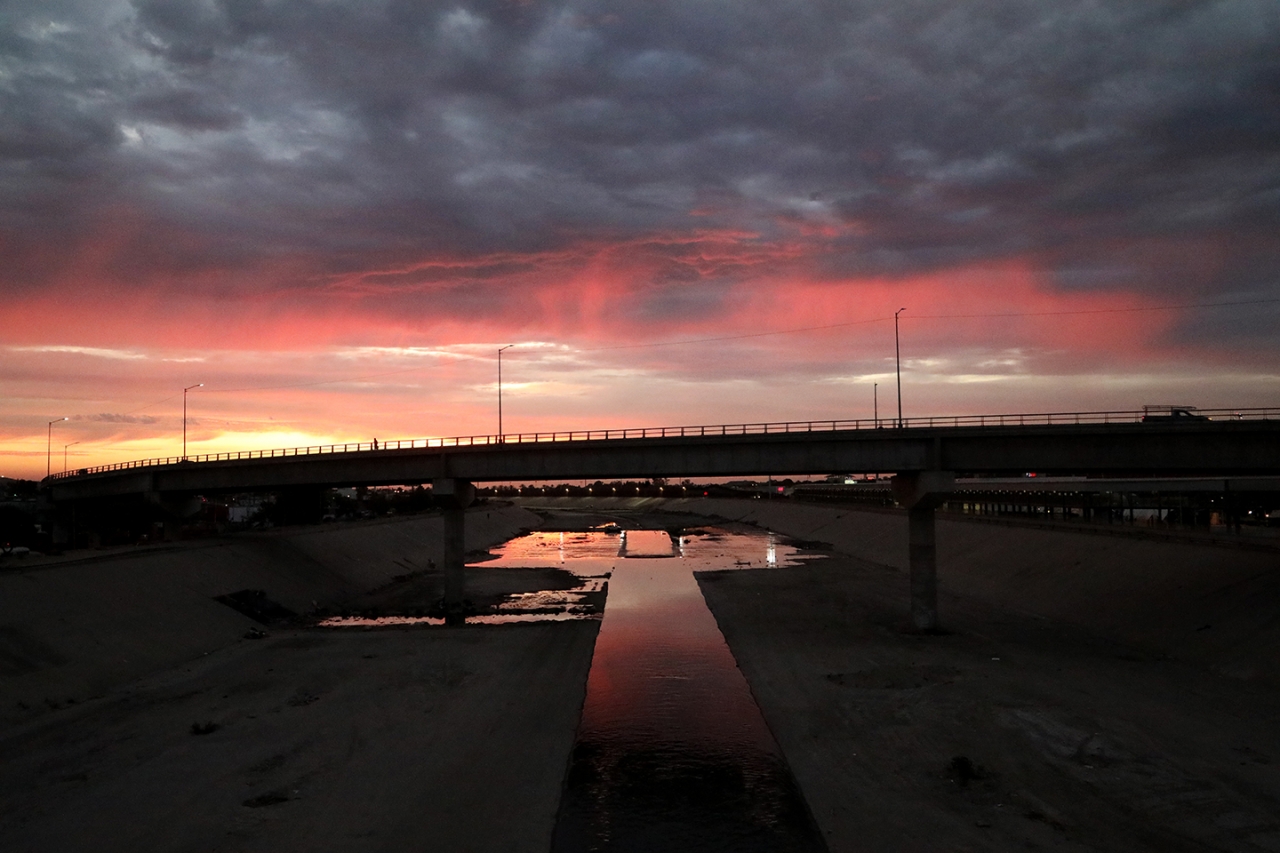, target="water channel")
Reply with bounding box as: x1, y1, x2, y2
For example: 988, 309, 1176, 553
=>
481, 525, 829, 853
